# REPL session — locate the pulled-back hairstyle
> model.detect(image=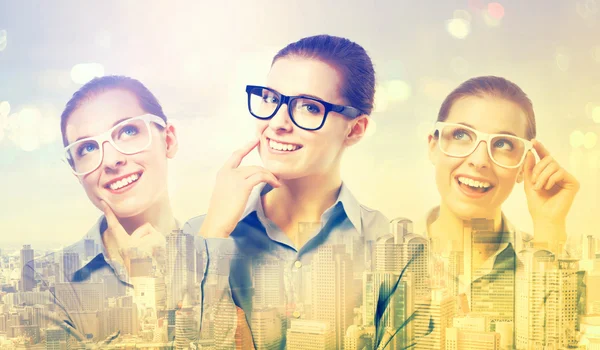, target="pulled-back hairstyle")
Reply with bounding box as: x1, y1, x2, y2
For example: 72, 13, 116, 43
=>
437, 76, 536, 139
272, 34, 376, 116
60, 75, 167, 146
